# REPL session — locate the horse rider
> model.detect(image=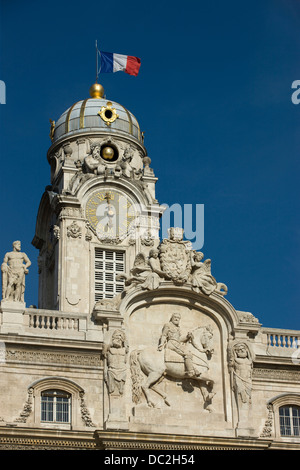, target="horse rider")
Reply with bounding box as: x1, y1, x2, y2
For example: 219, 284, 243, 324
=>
158, 312, 195, 377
